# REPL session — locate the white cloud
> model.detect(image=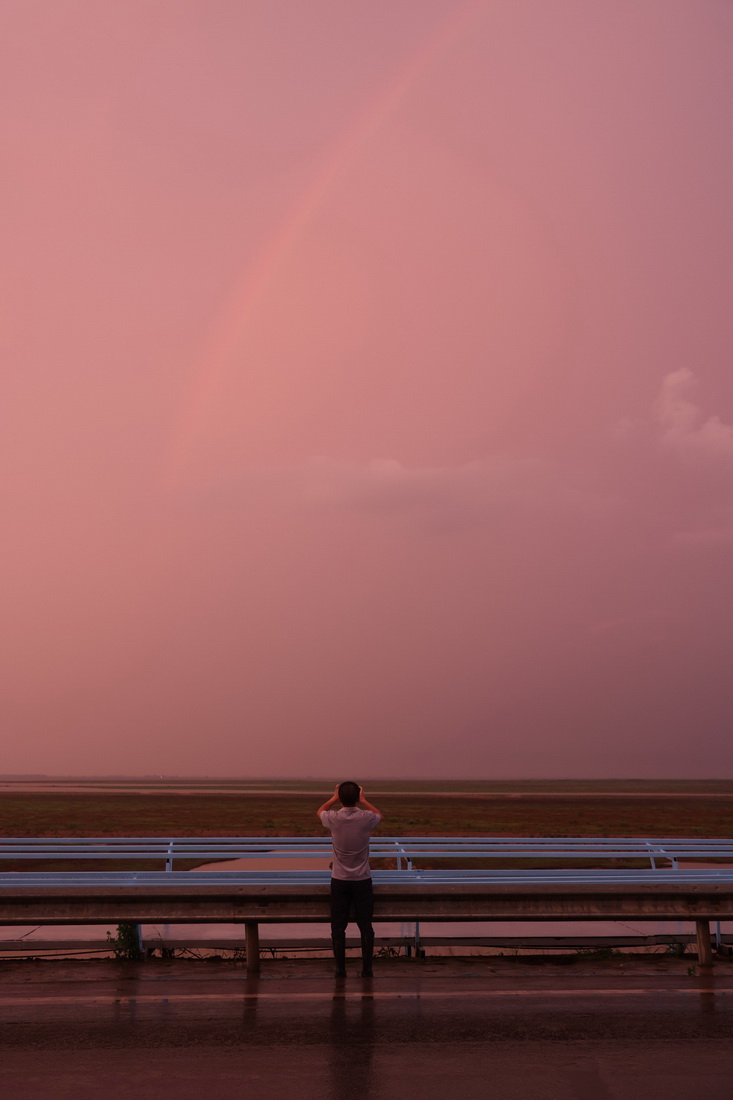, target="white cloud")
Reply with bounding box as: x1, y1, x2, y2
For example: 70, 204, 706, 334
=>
298, 455, 602, 529
302, 457, 455, 511
653, 369, 733, 458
